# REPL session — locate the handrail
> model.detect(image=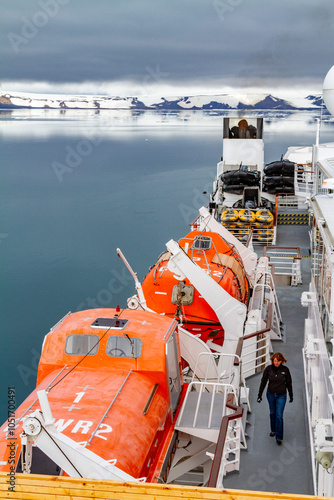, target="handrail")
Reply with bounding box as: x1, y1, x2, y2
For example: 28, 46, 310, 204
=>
142, 384, 159, 415
191, 352, 240, 384
189, 213, 201, 227
275, 192, 302, 225
14, 365, 69, 429
266, 302, 273, 329
234, 327, 271, 365
87, 369, 133, 446
207, 326, 270, 487
263, 247, 302, 285
189, 204, 210, 228
274, 194, 279, 226
207, 393, 243, 488
178, 382, 234, 429
263, 246, 302, 260
245, 228, 253, 248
